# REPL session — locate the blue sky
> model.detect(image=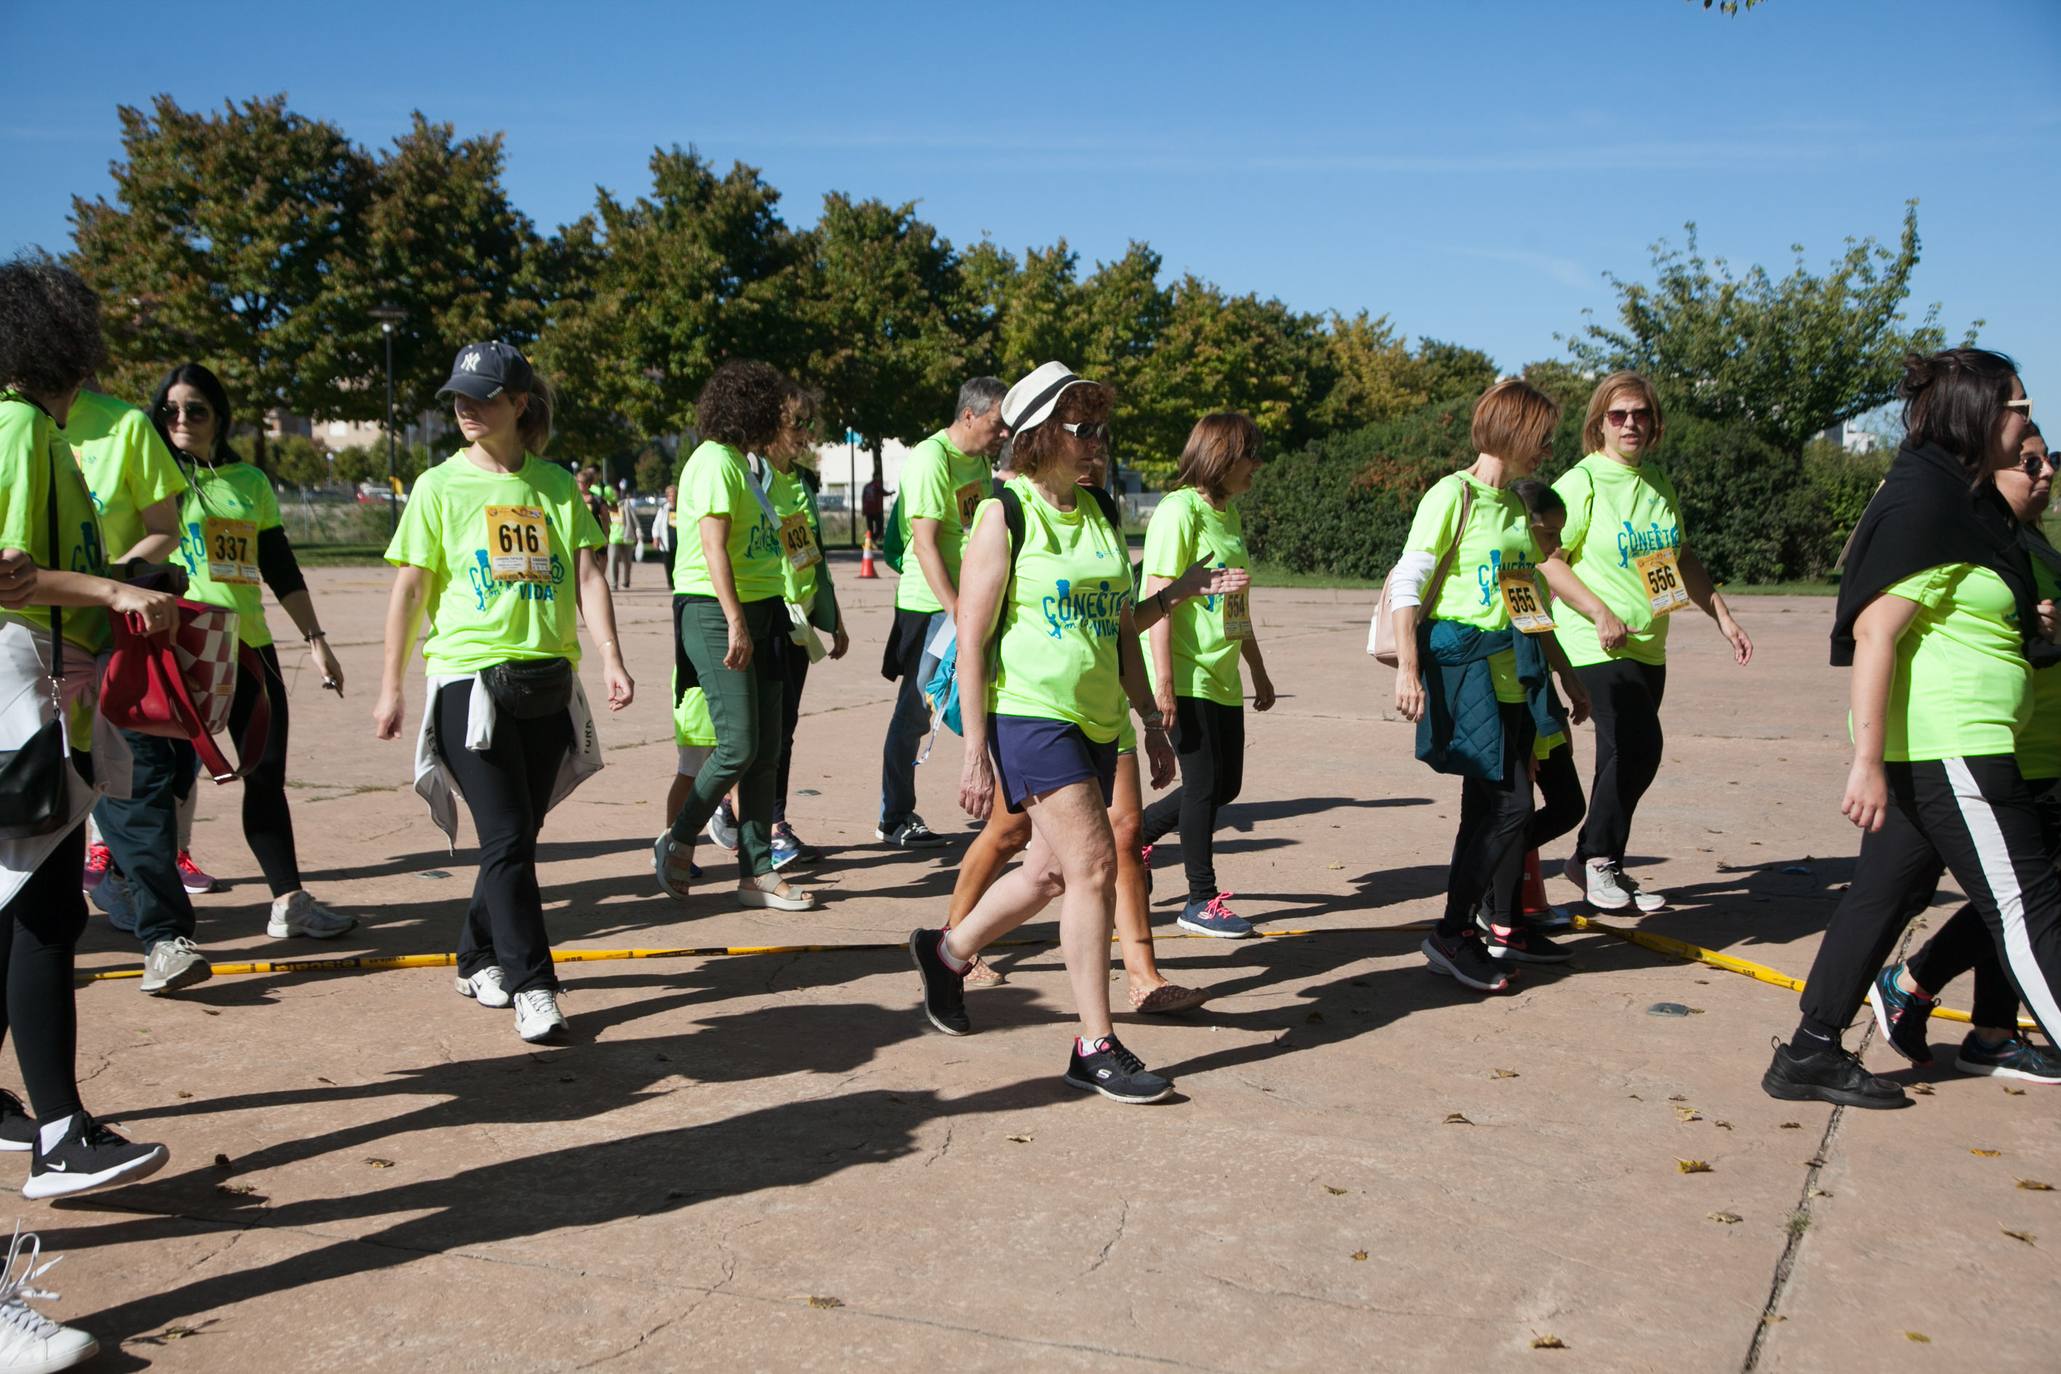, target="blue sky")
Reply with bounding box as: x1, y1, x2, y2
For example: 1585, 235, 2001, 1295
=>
7, 0, 2059, 402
